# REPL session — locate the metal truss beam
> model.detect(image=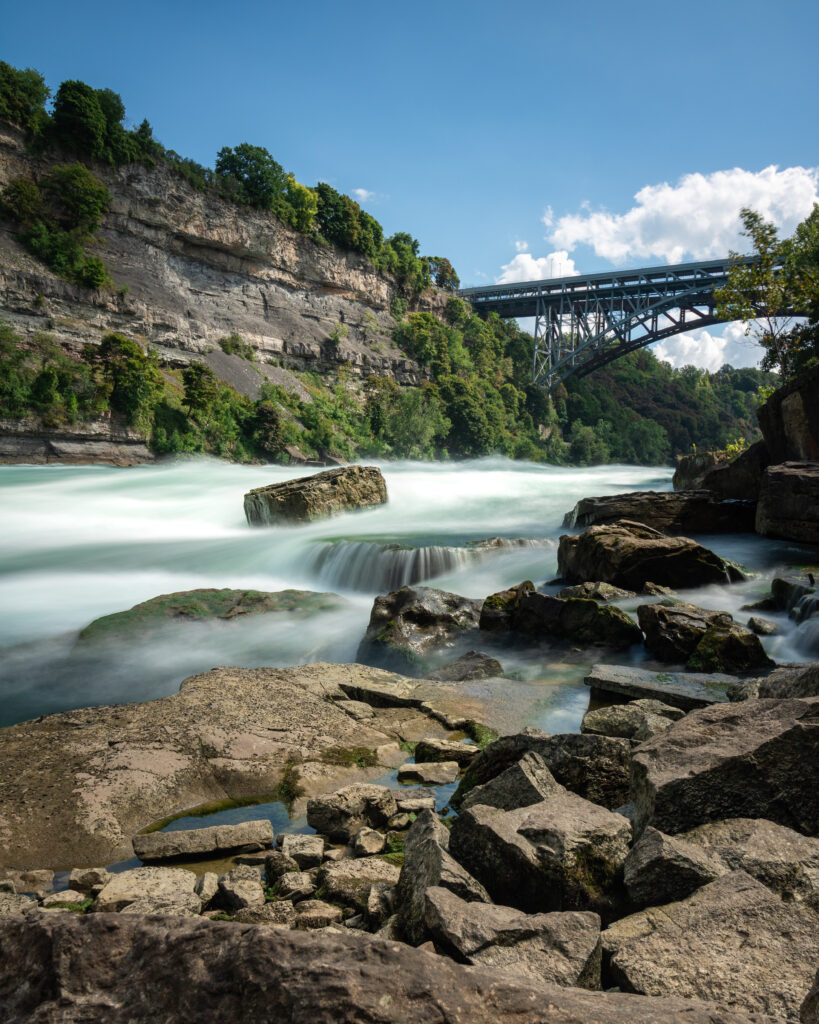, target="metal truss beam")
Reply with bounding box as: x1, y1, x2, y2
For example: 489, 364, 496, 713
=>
458, 256, 783, 390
